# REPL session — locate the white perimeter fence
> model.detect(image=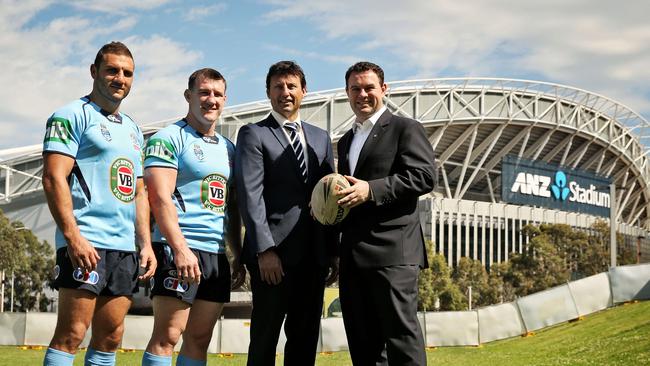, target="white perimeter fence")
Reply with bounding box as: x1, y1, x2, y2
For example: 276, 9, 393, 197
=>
1, 263, 648, 352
